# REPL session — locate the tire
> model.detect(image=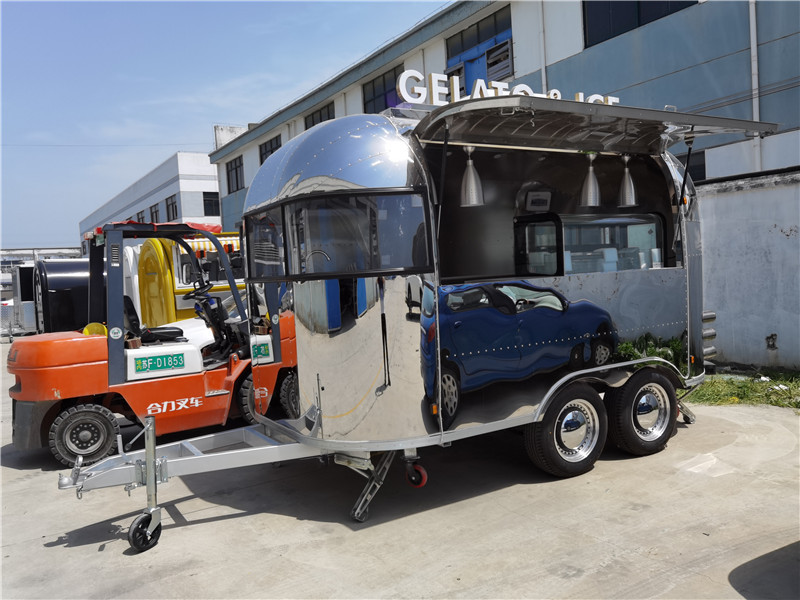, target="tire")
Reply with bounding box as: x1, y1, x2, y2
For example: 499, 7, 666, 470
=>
525, 383, 607, 478
607, 370, 677, 456
438, 367, 460, 430
128, 513, 162, 553
406, 286, 413, 316
238, 373, 258, 425
406, 464, 428, 488
49, 404, 119, 467
279, 371, 301, 419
